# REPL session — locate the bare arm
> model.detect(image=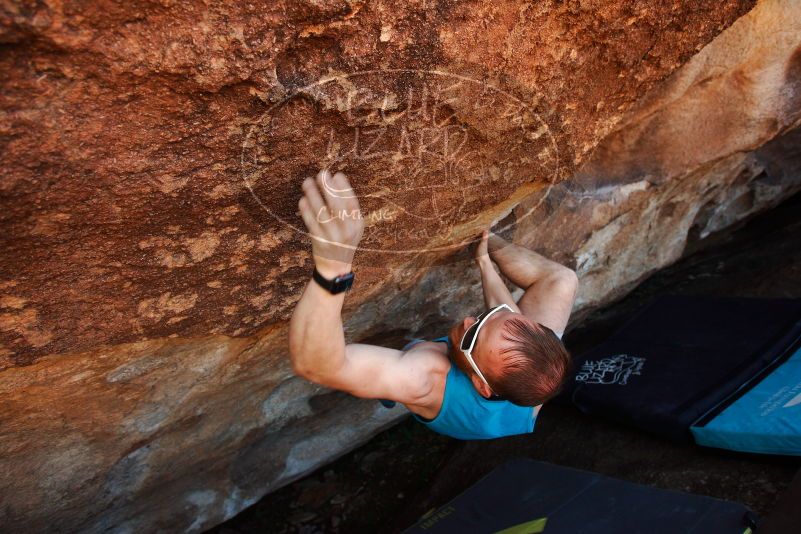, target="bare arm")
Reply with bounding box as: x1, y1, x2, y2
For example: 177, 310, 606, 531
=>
291, 277, 434, 403
289, 169, 361, 380
483, 231, 578, 335
289, 169, 434, 404
475, 230, 521, 313
289, 270, 349, 381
